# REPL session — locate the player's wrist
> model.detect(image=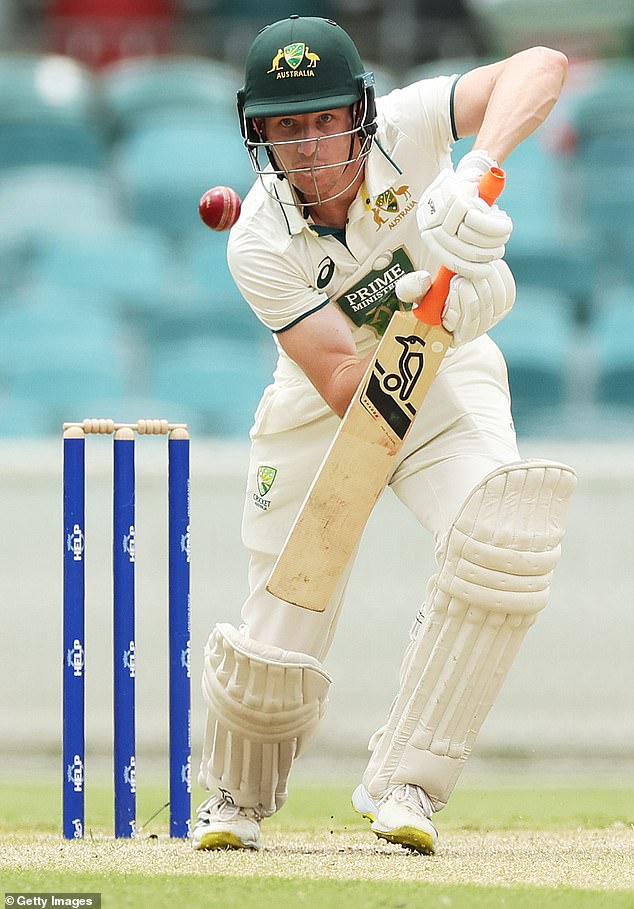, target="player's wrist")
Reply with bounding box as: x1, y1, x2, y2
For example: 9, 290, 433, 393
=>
455, 149, 499, 182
